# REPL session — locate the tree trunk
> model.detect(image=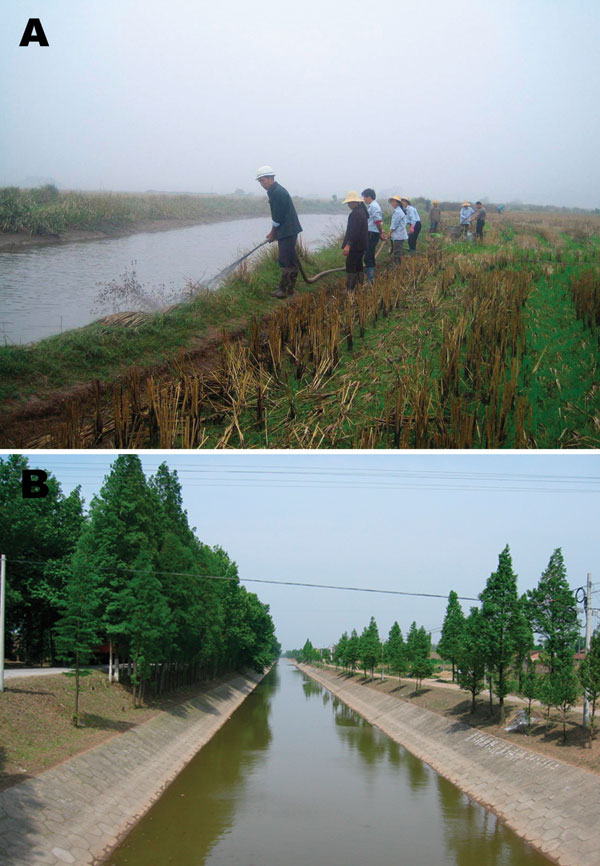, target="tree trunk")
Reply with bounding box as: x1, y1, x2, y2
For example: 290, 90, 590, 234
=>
108, 641, 113, 683
74, 652, 81, 726
471, 689, 476, 714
